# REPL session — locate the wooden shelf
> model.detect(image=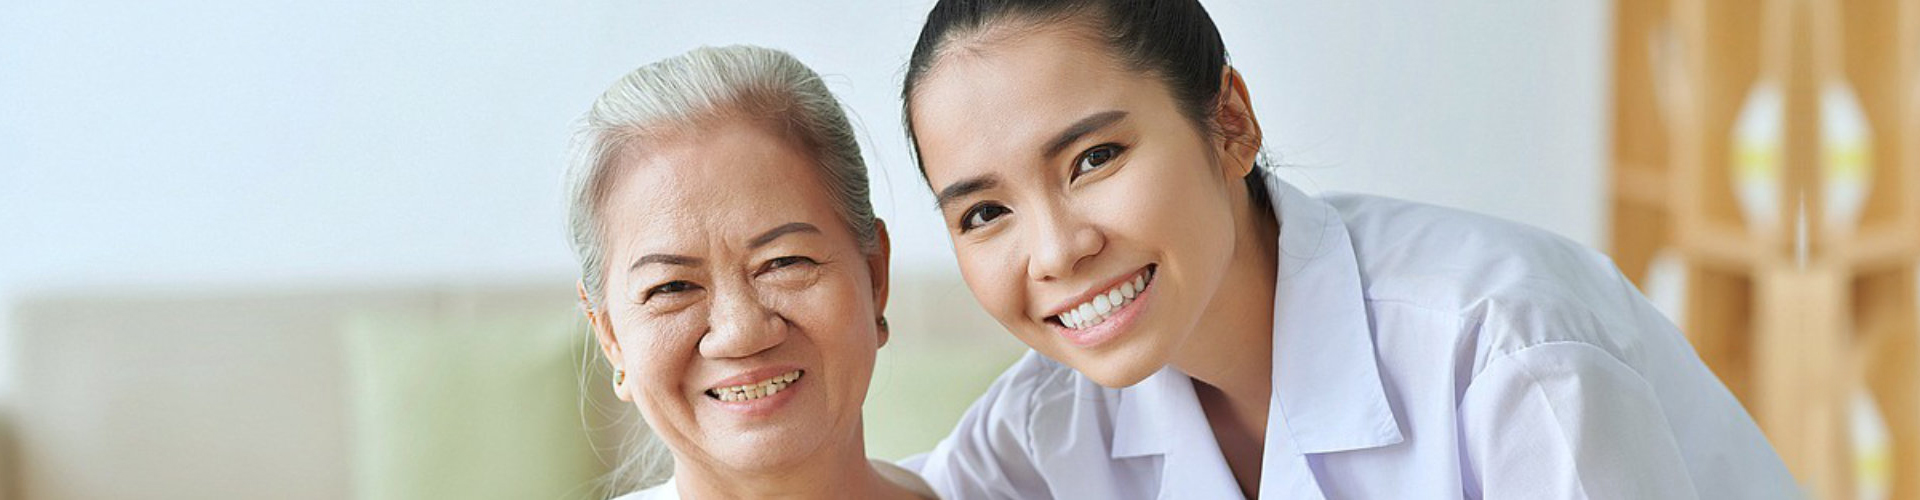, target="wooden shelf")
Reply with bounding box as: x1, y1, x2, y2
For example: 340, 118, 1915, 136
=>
1612, 163, 1671, 208
1609, 0, 1920, 497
